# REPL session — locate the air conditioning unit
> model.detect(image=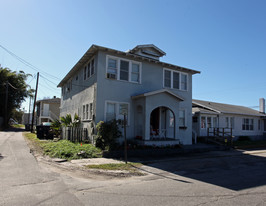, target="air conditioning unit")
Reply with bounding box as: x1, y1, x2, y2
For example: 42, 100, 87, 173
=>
107, 73, 116, 79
